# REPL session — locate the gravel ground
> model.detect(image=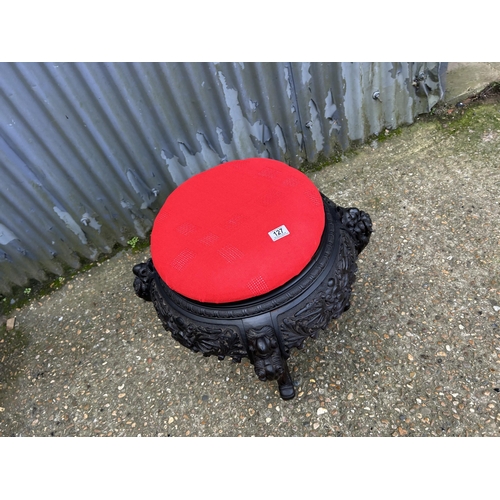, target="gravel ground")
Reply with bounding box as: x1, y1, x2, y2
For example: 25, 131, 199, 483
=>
1, 98, 500, 437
